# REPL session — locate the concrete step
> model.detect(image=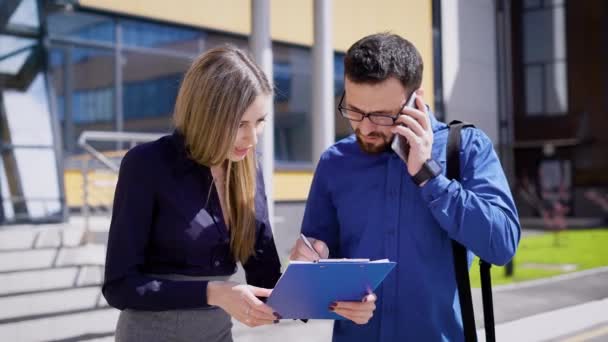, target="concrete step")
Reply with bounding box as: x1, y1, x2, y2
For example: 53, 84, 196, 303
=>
0, 244, 105, 274
0, 267, 79, 296
0, 265, 104, 297
0, 229, 37, 250
0, 249, 57, 273
0, 226, 86, 251
55, 244, 105, 267
0, 286, 104, 322
0, 307, 118, 342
